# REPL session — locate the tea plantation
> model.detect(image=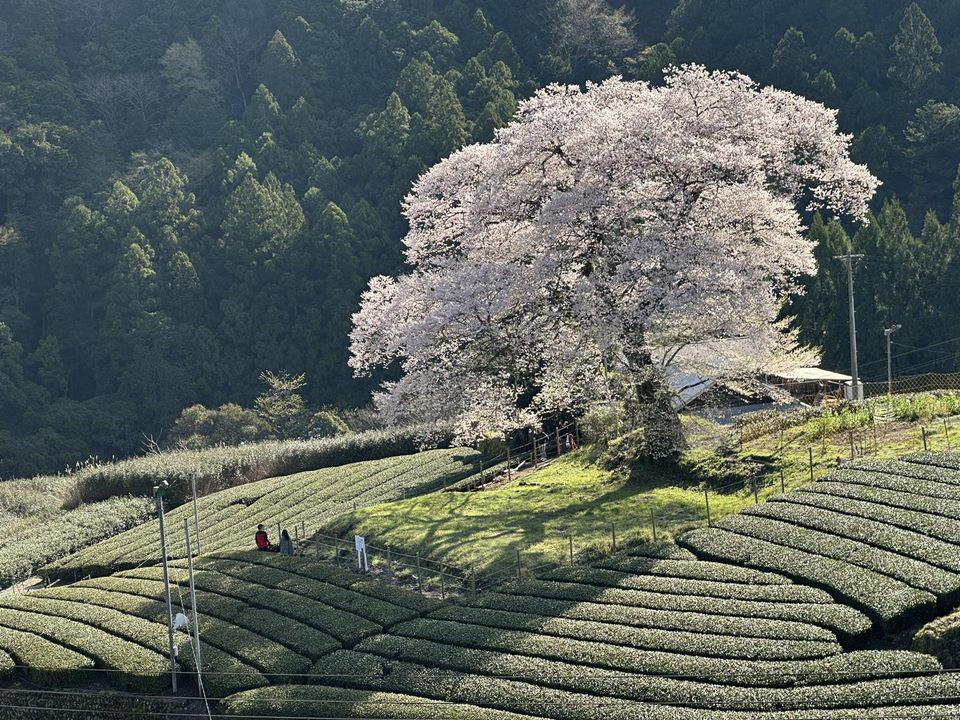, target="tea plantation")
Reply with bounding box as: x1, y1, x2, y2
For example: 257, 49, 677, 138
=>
4, 451, 960, 717
44, 448, 484, 581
